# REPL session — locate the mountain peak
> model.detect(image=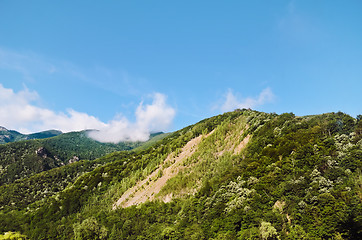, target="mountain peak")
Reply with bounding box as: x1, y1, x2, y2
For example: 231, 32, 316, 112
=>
0, 127, 62, 144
